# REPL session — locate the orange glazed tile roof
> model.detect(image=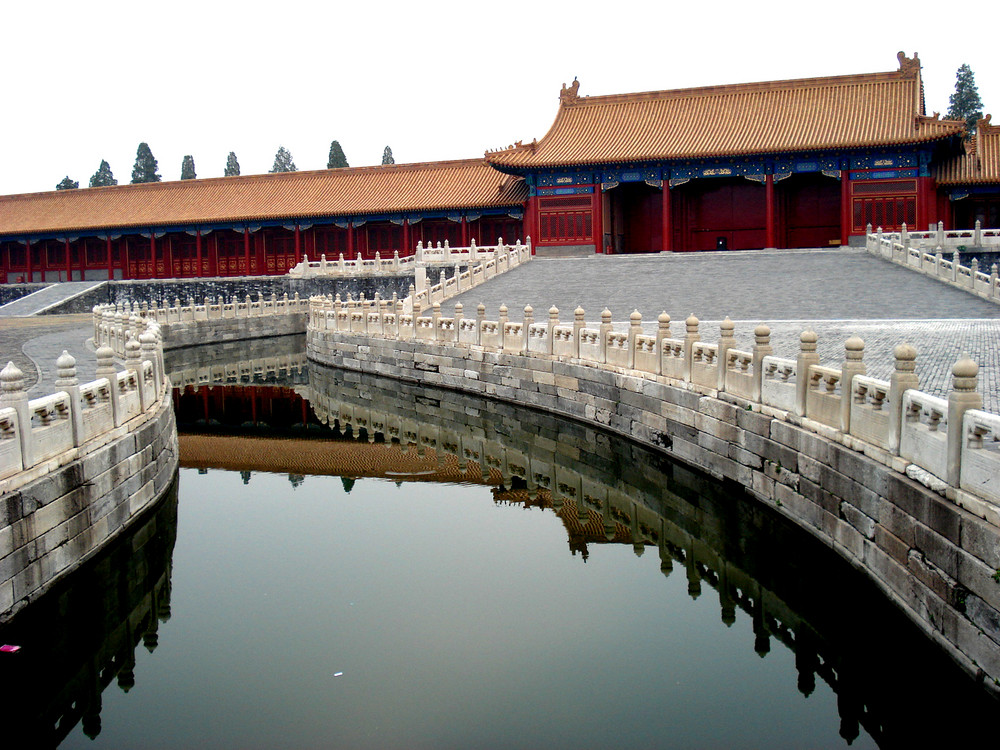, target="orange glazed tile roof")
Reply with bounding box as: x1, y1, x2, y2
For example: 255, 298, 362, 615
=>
0, 159, 527, 237
934, 116, 1000, 185
486, 53, 965, 170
